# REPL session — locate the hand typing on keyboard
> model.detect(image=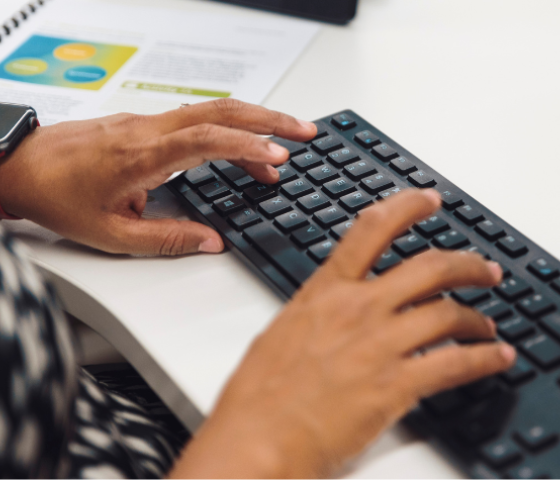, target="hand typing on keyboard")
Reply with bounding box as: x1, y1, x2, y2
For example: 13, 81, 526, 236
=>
170, 189, 516, 478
